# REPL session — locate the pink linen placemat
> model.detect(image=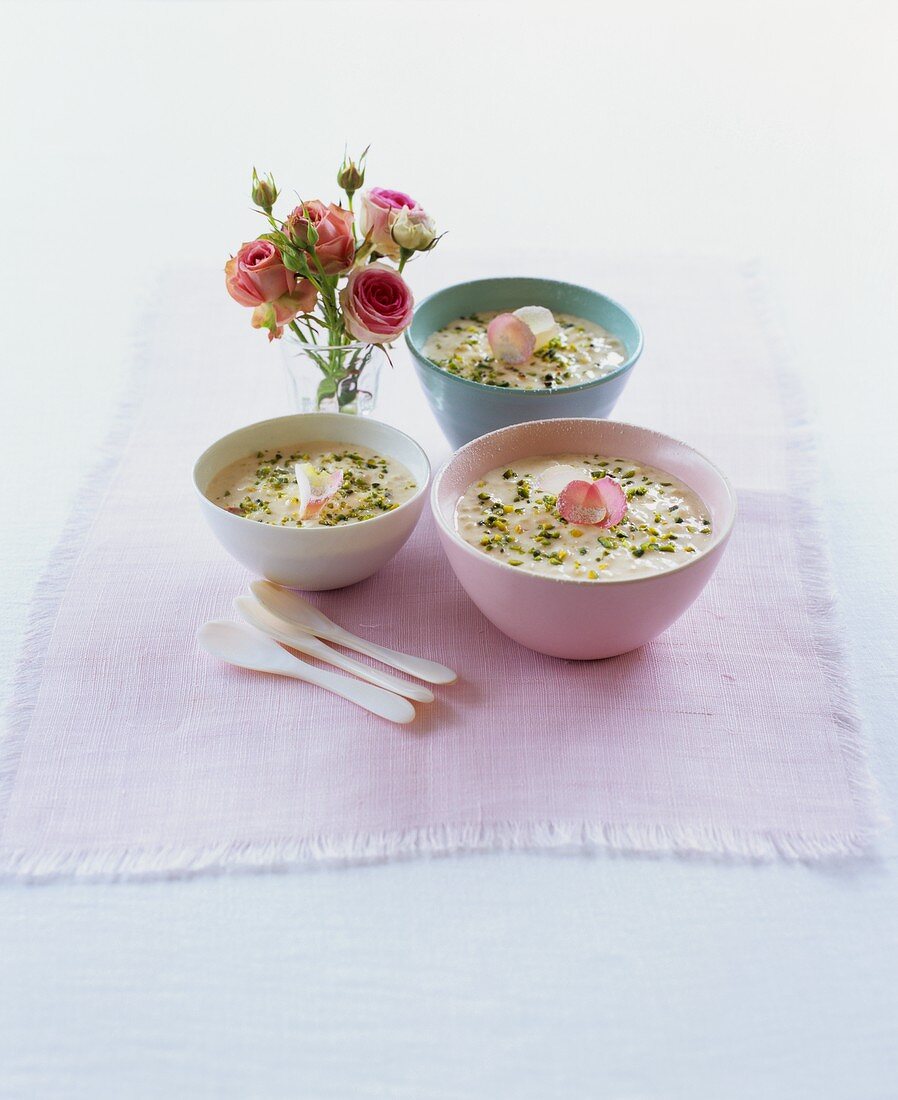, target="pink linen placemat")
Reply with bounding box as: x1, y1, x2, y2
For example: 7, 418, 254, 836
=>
0, 257, 885, 879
